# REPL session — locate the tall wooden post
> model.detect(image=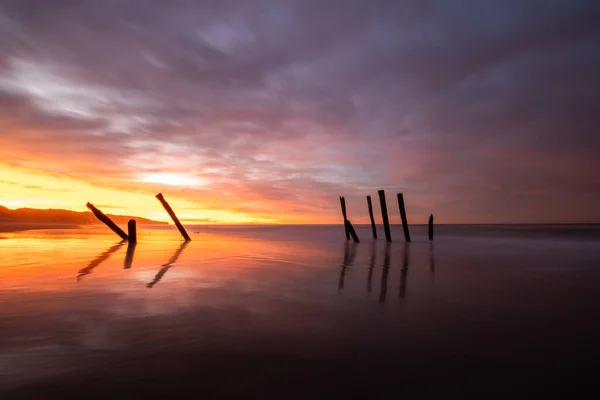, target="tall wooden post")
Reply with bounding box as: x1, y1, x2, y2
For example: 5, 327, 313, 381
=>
86, 203, 128, 241
155, 193, 191, 241
428, 214, 434, 241
378, 190, 391, 242
345, 220, 360, 243
339, 196, 350, 240
128, 219, 137, 243
367, 195, 377, 239
397, 193, 411, 242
